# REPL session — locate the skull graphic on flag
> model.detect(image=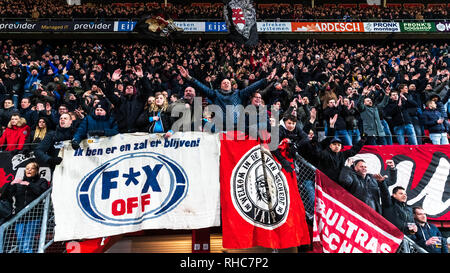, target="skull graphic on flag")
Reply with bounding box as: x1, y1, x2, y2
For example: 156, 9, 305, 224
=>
223, 0, 256, 40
